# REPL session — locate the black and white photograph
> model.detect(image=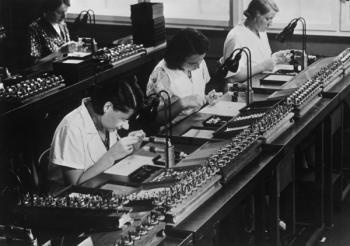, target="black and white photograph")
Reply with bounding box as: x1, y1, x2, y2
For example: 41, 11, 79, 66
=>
0, 0, 350, 245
